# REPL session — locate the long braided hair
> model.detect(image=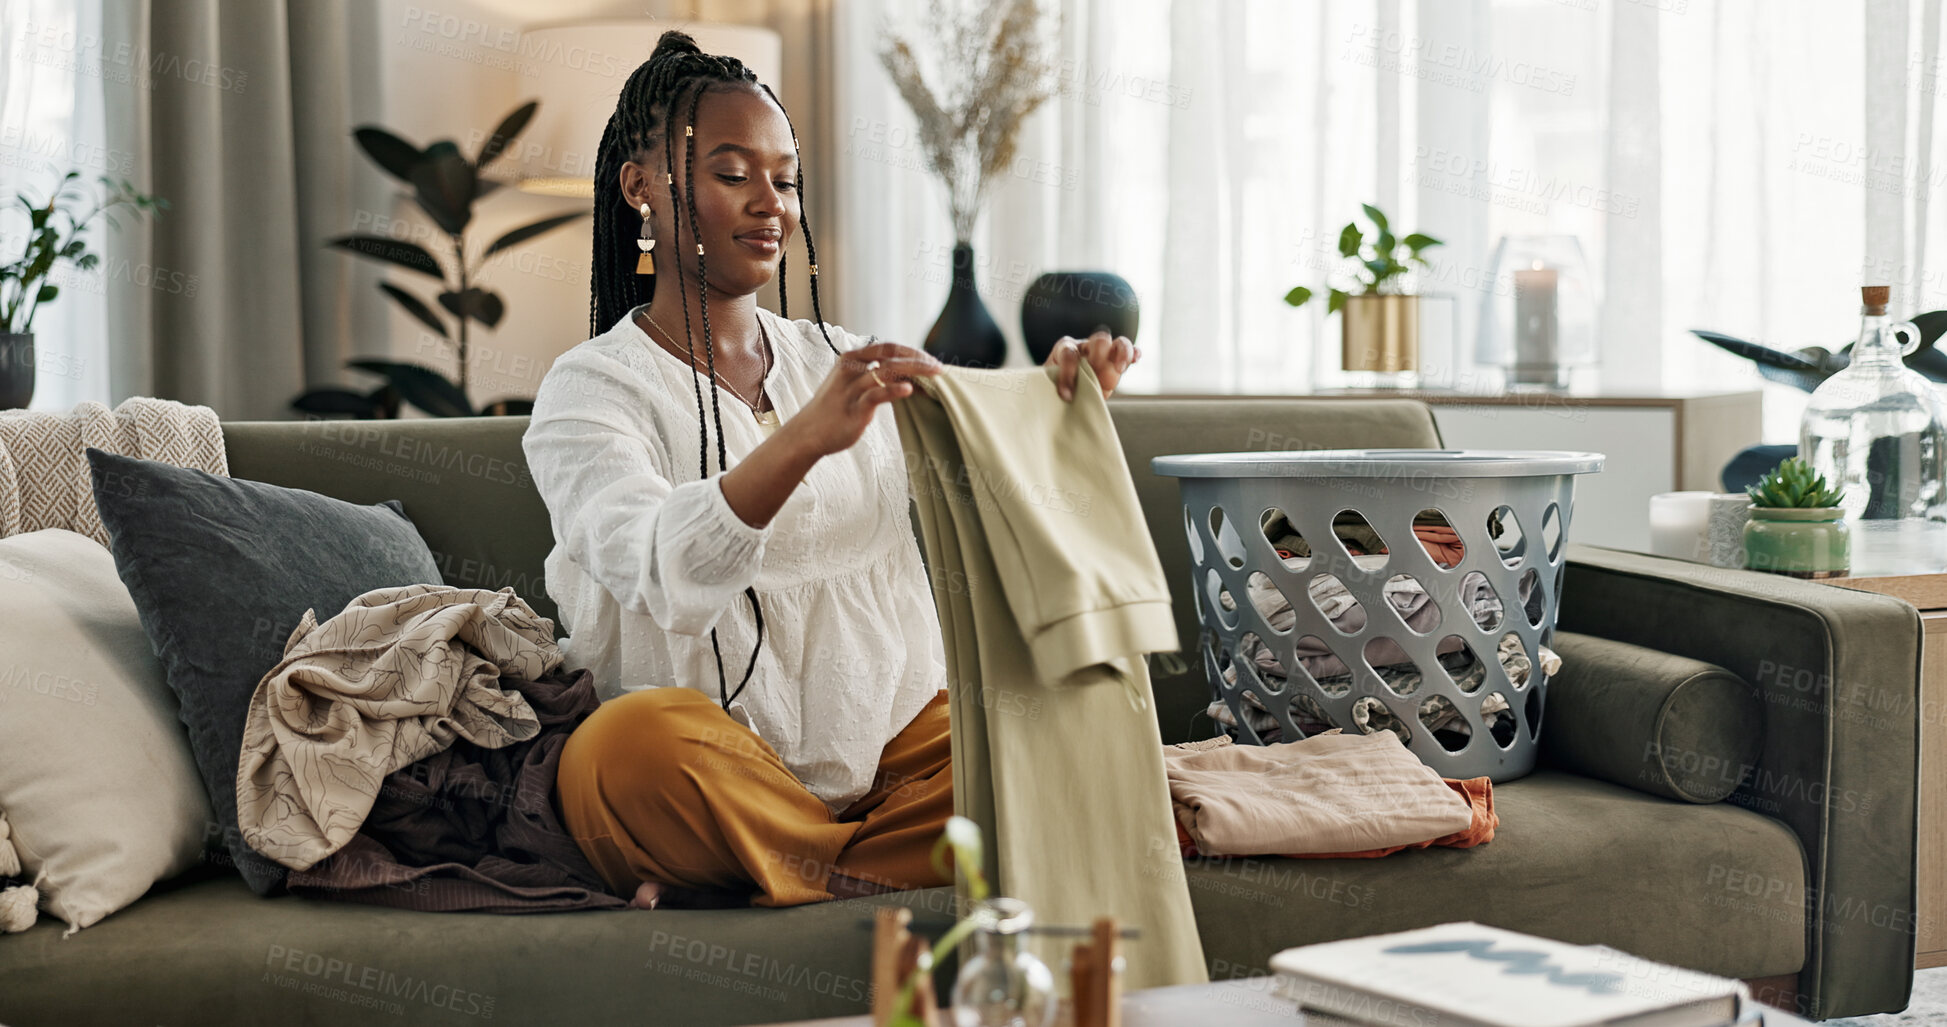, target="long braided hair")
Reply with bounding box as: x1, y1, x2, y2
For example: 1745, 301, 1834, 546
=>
589, 31, 841, 712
